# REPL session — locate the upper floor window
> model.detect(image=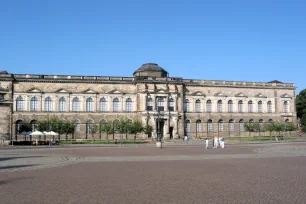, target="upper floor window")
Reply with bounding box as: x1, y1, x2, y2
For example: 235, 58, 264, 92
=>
72, 97, 80, 112
248, 101, 253, 113
58, 97, 66, 112
238, 100, 243, 113
284, 101, 289, 113
228, 100, 233, 113
258, 101, 263, 113
113, 98, 120, 112
267, 101, 272, 113
86, 97, 94, 112
217, 100, 223, 112
184, 99, 190, 112
147, 97, 153, 111
16, 96, 24, 111
126, 98, 133, 112
45, 97, 52, 112
185, 120, 191, 134
206, 100, 212, 112
100, 97, 107, 112
195, 99, 201, 112
30, 96, 38, 111
157, 97, 164, 111
168, 98, 174, 112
